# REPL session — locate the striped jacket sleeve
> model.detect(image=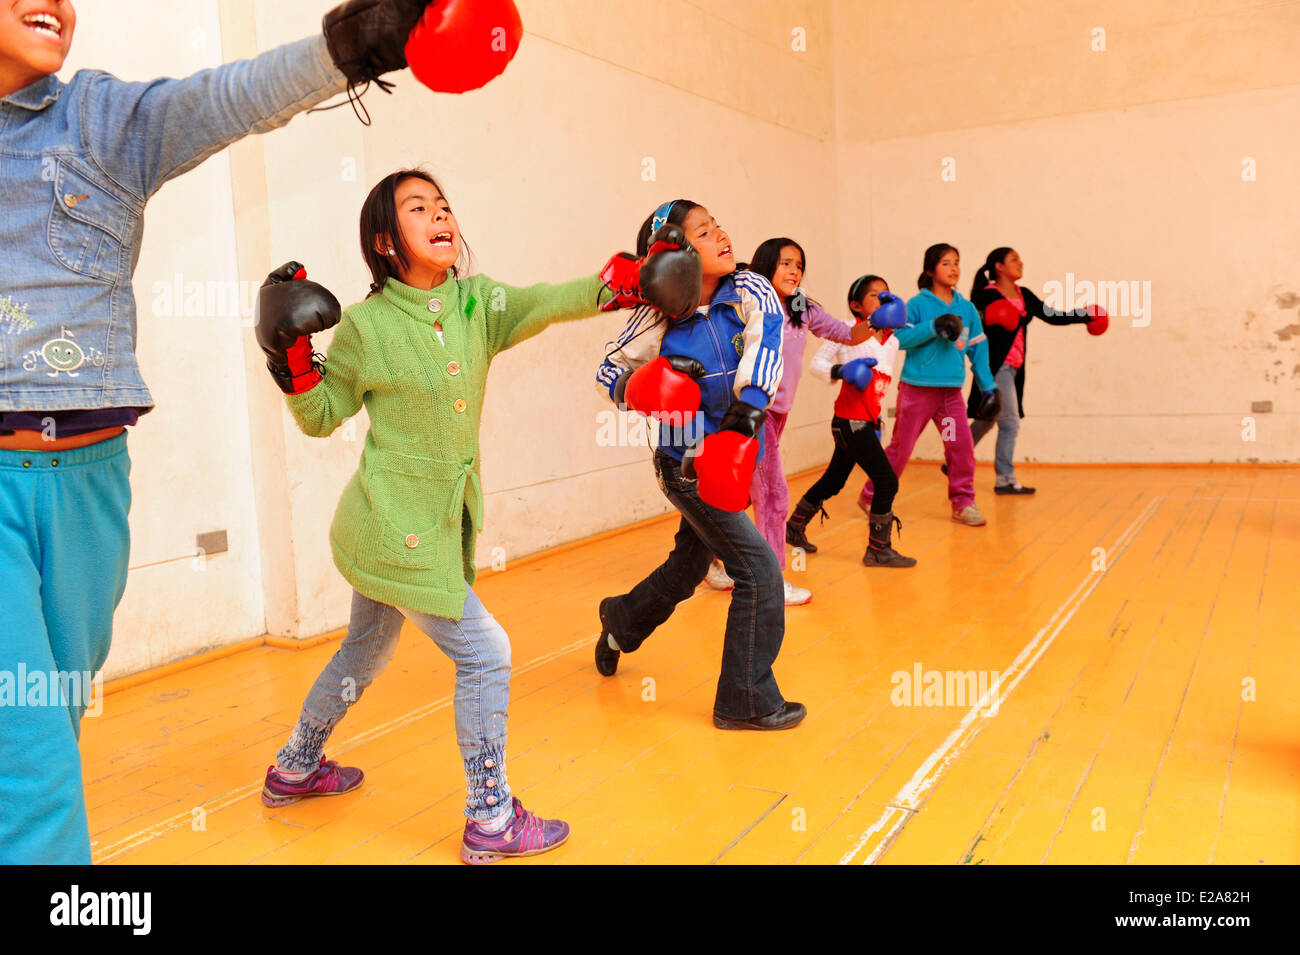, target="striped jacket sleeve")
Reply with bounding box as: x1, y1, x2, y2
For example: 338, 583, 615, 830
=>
731, 271, 785, 407
594, 305, 666, 402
